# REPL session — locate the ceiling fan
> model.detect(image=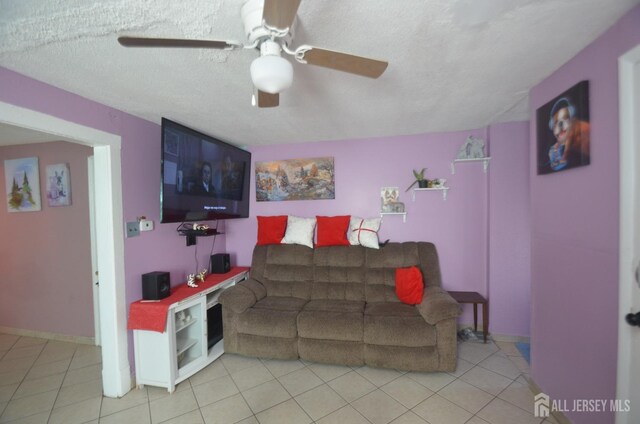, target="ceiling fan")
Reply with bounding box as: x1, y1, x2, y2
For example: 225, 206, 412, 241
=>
117, 0, 388, 108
